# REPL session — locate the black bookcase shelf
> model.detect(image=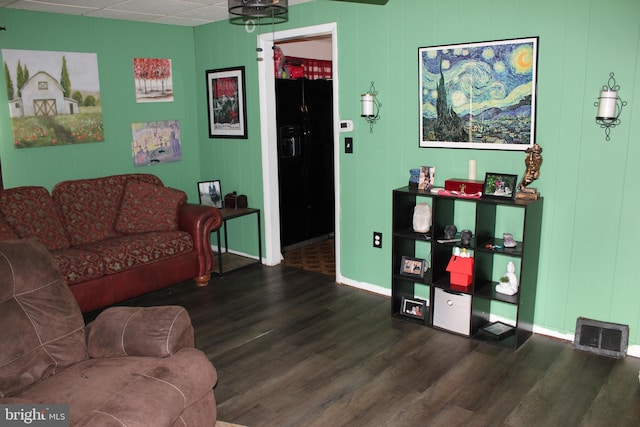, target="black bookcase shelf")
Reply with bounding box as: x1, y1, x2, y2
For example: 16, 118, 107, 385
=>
391, 186, 543, 349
